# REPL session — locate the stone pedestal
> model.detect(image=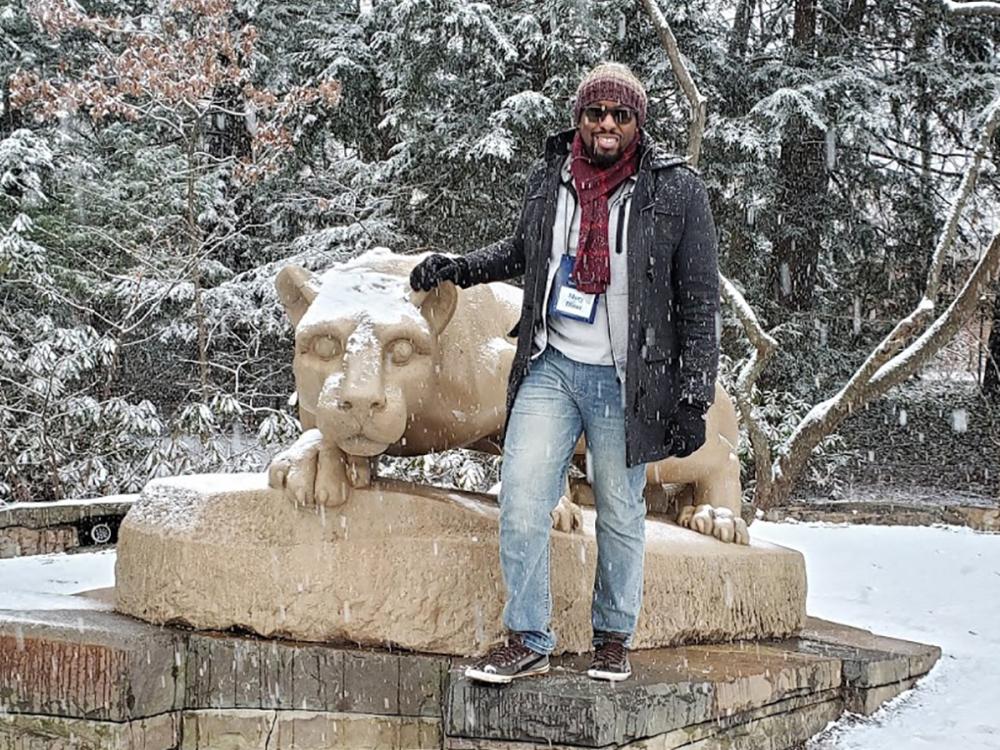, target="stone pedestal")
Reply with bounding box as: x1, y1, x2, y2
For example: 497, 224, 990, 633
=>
114, 474, 807, 656
0, 608, 940, 750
